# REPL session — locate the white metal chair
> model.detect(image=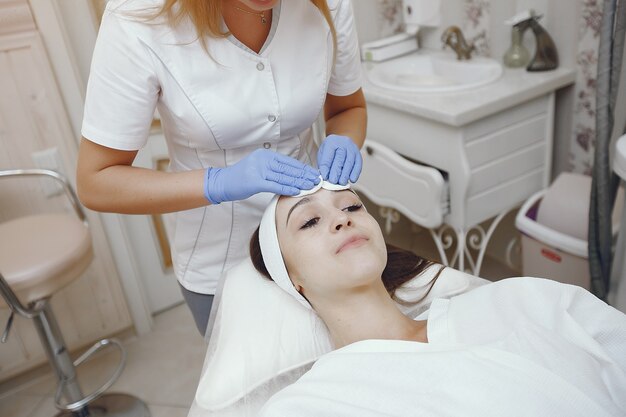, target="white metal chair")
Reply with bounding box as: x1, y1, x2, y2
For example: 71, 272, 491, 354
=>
0, 169, 149, 417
